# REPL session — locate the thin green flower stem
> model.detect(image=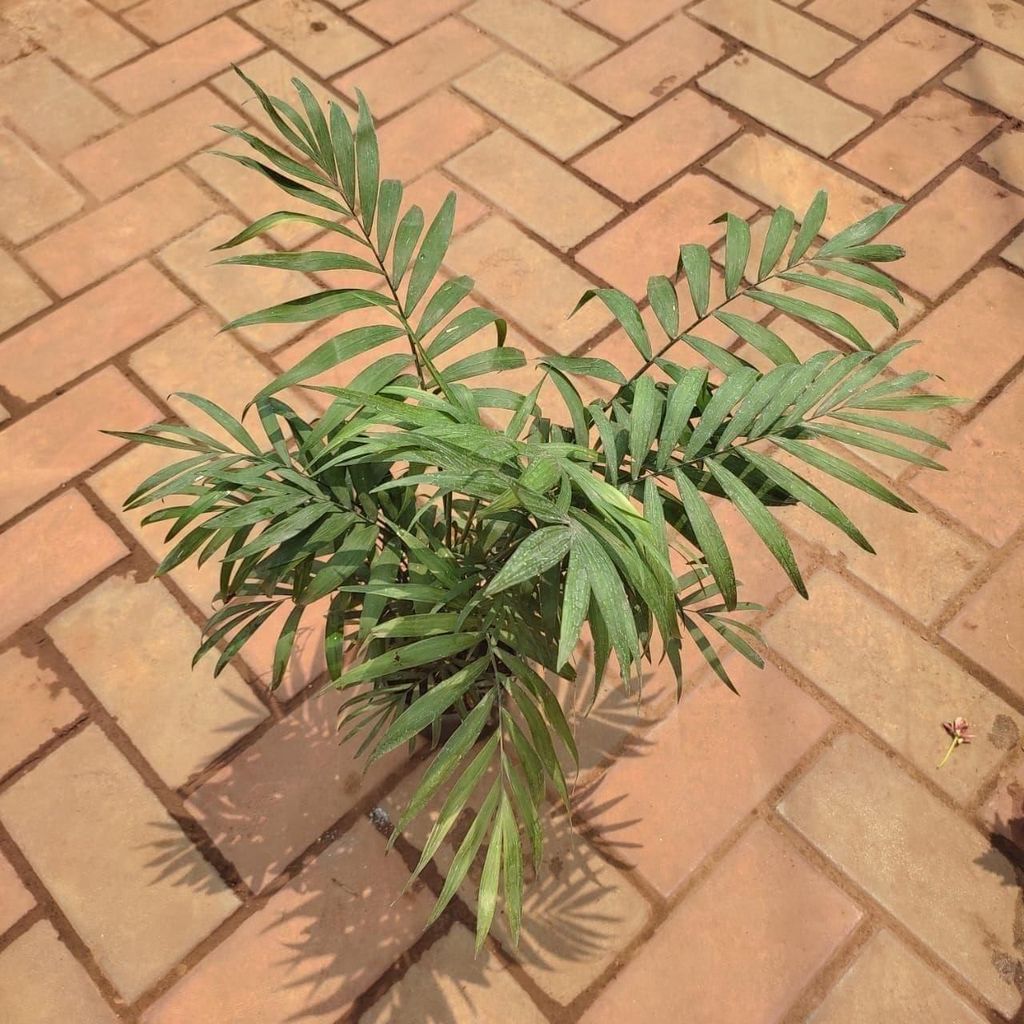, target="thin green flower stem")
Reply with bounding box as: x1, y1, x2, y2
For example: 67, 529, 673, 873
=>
936, 737, 959, 768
